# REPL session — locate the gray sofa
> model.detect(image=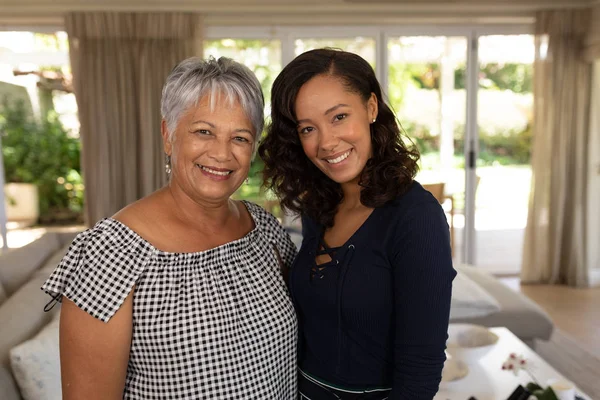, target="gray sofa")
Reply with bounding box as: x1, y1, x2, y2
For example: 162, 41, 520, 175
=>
451, 264, 554, 346
0, 231, 78, 400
